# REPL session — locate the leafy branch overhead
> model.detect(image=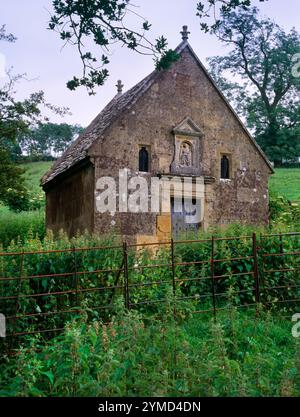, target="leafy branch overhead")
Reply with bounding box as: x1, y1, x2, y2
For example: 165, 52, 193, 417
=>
196, 0, 268, 33
49, 0, 177, 94
49, 0, 268, 94
0, 24, 17, 43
